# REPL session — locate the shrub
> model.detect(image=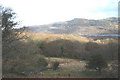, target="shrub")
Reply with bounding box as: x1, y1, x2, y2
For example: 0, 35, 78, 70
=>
101, 60, 118, 78
38, 58, 48, 67
52, 62, 60, 70
86, 54, 108, 73
85, 42, 99, 51
39, 41, 45, 51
